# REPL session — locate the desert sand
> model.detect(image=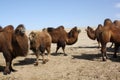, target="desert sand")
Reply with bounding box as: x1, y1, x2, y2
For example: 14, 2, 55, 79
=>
0, 27, 120, 80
